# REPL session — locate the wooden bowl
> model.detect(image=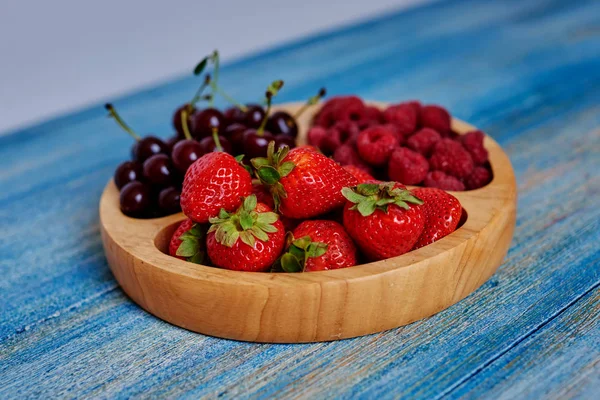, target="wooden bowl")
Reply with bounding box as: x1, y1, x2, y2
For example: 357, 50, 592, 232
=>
100, 102, 516, 343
